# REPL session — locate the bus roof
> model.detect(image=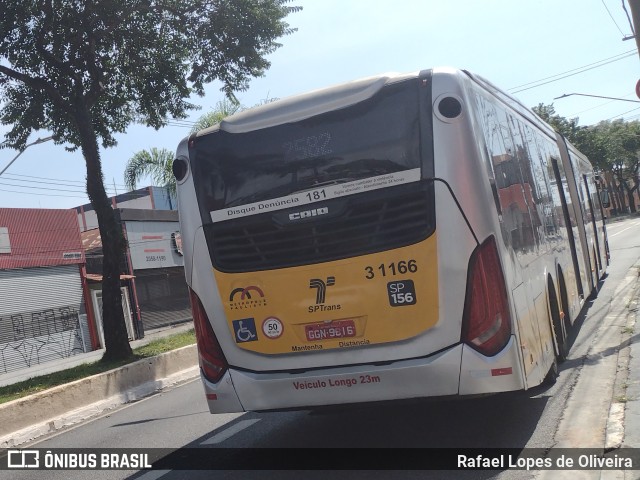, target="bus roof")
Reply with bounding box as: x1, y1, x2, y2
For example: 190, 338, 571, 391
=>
196, 70, 423, 135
